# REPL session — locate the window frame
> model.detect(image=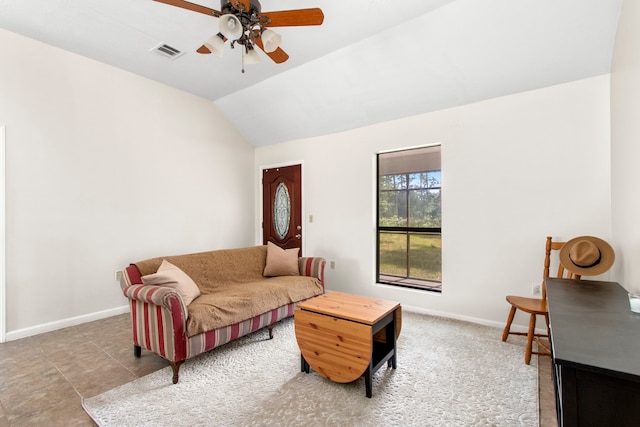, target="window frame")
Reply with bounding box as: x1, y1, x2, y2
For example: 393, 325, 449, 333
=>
376, 146, 442, 292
